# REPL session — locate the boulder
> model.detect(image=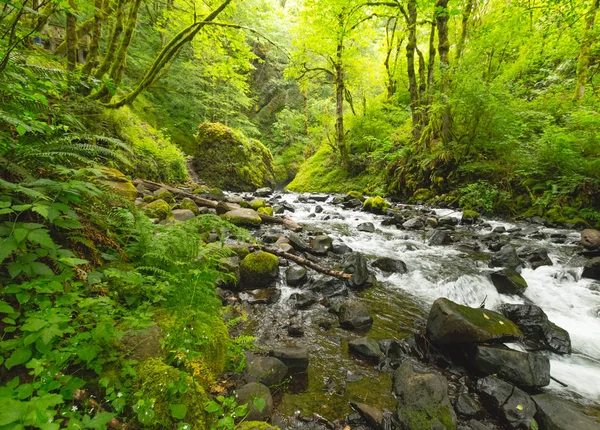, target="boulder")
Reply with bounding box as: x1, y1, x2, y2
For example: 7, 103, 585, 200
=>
516, 247, 553, 269
171, 209, 195, 222
100, 168, 138, 201
532, 393, 600, 430
371, 257, 408, 274
192, 122, 275, 191
257, 206, 273, 217
402, 217, 424, 230
142, 199, 171, 220
309, 235, 333, 255
428, 229, 452, 246
245, 355, 288, 386
426, 298, 523, 345
475, 376, 536, 429
288, 233, 309, 252
461, 210, 480, 225
363, 196, 391, 214
311, 193, 329, 202
489, 245, 523, 271
350, 403, 386, 430
455, 393, 484, 418
439, 216, 459, 226
255, 187, 273, 197
489, 268, 528, 295
348, 337, 384, 362
235, 382, 273, 421
221, 208, 262, 227
285, 265, 308, 286
344, 198, 363, 209
343, 252, 373, 289
332, 242, 353, 255
393, 361, 457, 430
581, 229, 600, 250
239, 288, 281, 305
121, 324, 162, 361
582, 257, 600, 280
239, 251, 279, 290
357, 222, 375, 233
179, 197, 199, 214
289, 291, 317, 309
269, 346, 309, 374
498, 304, 571, 354
310, 276, 348, 298
471, 345, 550, 388
339, 300, 373, 330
